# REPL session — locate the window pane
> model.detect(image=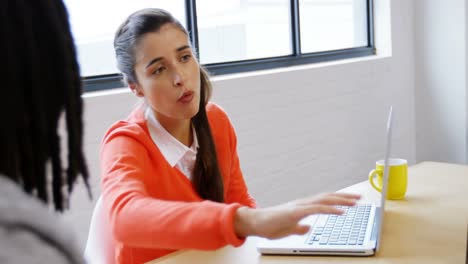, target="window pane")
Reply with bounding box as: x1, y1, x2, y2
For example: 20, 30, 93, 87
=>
197, 0, 292, 64
299, 0, 368, 53
63, 1, 186, 77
